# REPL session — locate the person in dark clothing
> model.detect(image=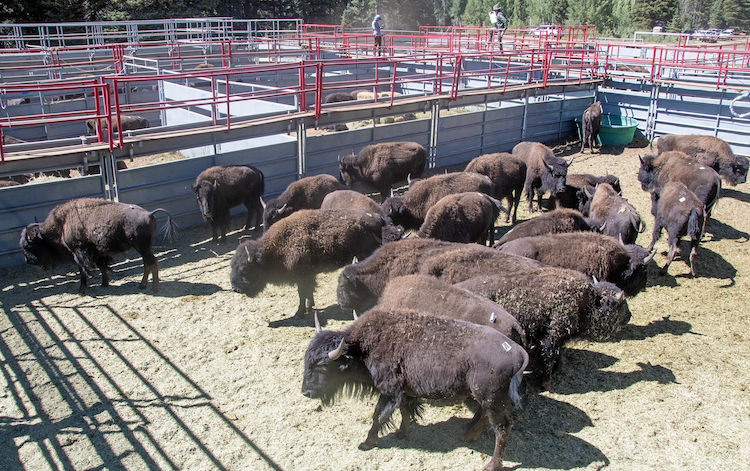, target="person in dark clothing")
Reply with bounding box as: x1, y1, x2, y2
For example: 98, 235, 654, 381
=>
488, 4, 508, 50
